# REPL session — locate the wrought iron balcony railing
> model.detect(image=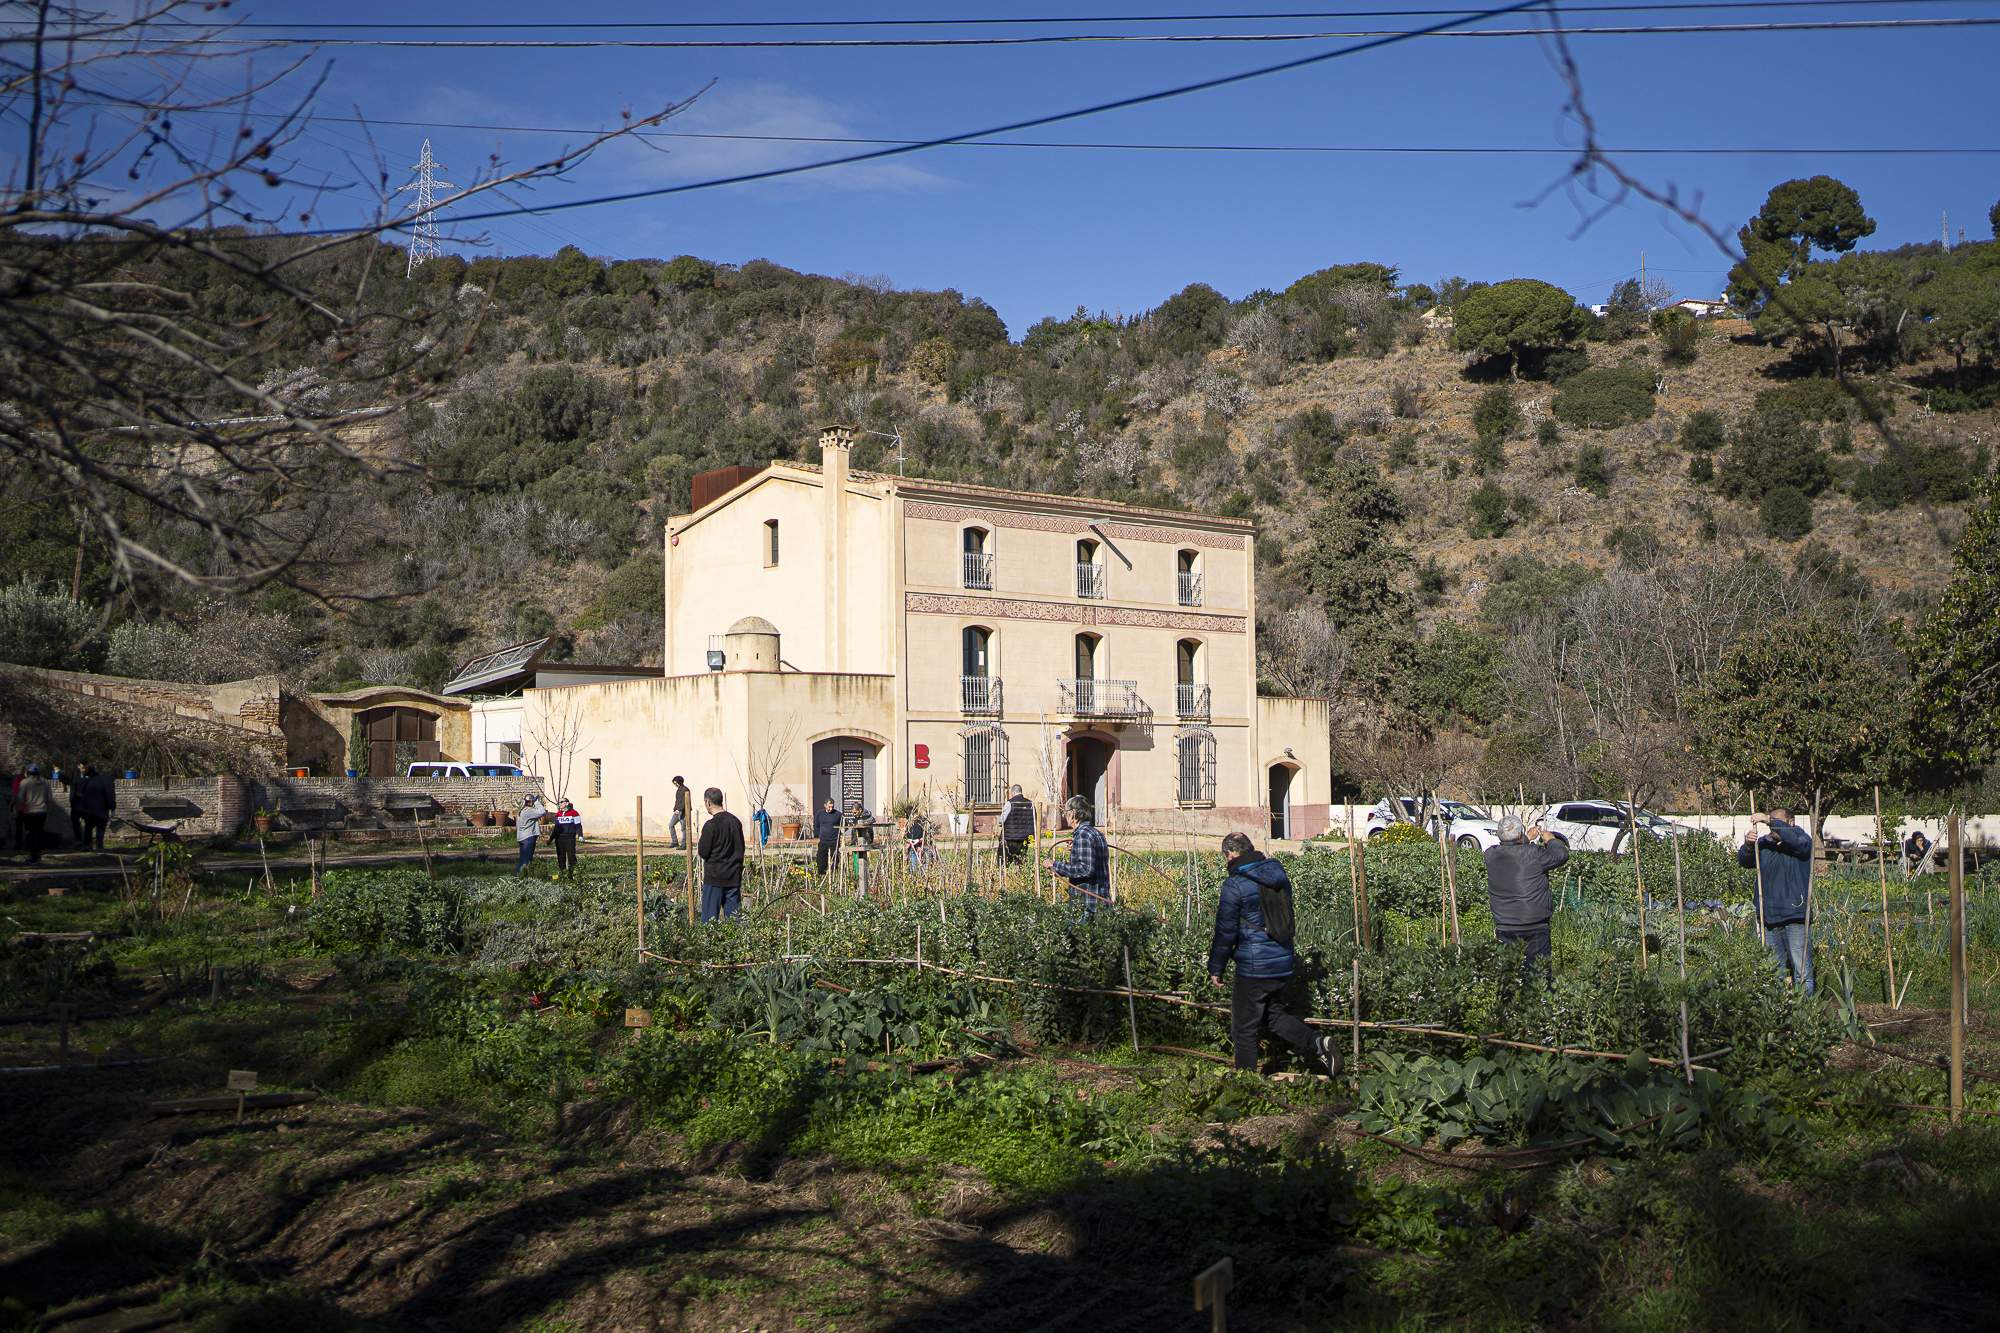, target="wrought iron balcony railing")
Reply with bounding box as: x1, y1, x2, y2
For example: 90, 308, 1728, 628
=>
962, 551, 994, 590
960, 675, 1003, 716
1177, 571, 1204, 607
1058, 677, 1142, 718
1176, 682, 1211, 720
1075, 563, 1105, 600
